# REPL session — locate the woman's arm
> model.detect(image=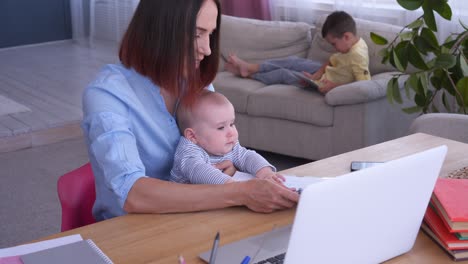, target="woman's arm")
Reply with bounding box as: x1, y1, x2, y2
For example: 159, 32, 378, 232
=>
124, 177, 299, 214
